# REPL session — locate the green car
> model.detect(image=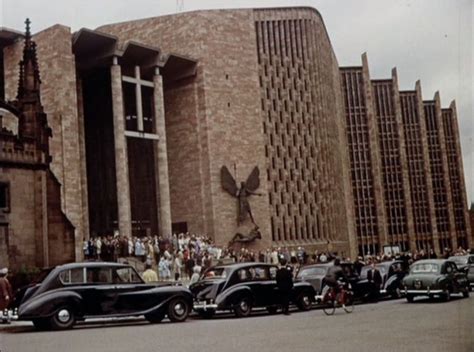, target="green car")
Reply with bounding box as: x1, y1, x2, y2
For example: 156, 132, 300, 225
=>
402, 259, 470, 302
